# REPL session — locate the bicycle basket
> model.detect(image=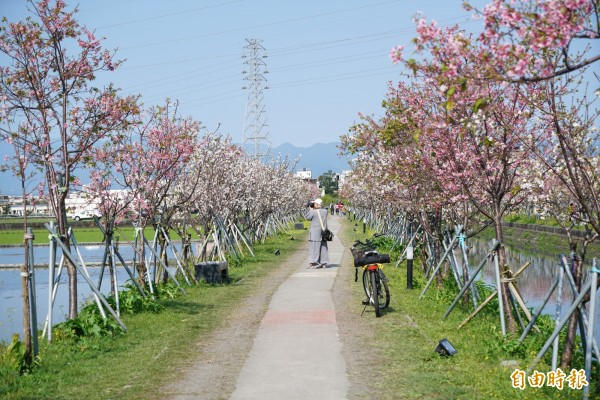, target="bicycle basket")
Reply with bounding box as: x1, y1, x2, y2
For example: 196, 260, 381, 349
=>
350, 247, 366, 259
